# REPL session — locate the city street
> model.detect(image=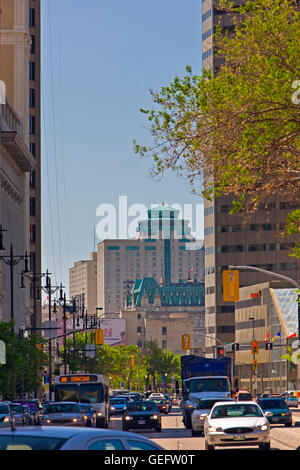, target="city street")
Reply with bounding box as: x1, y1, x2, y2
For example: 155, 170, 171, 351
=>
109, 406, 300, 451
